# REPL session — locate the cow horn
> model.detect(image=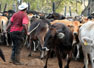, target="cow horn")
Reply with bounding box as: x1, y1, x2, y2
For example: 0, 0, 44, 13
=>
57, 32, 65, 39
